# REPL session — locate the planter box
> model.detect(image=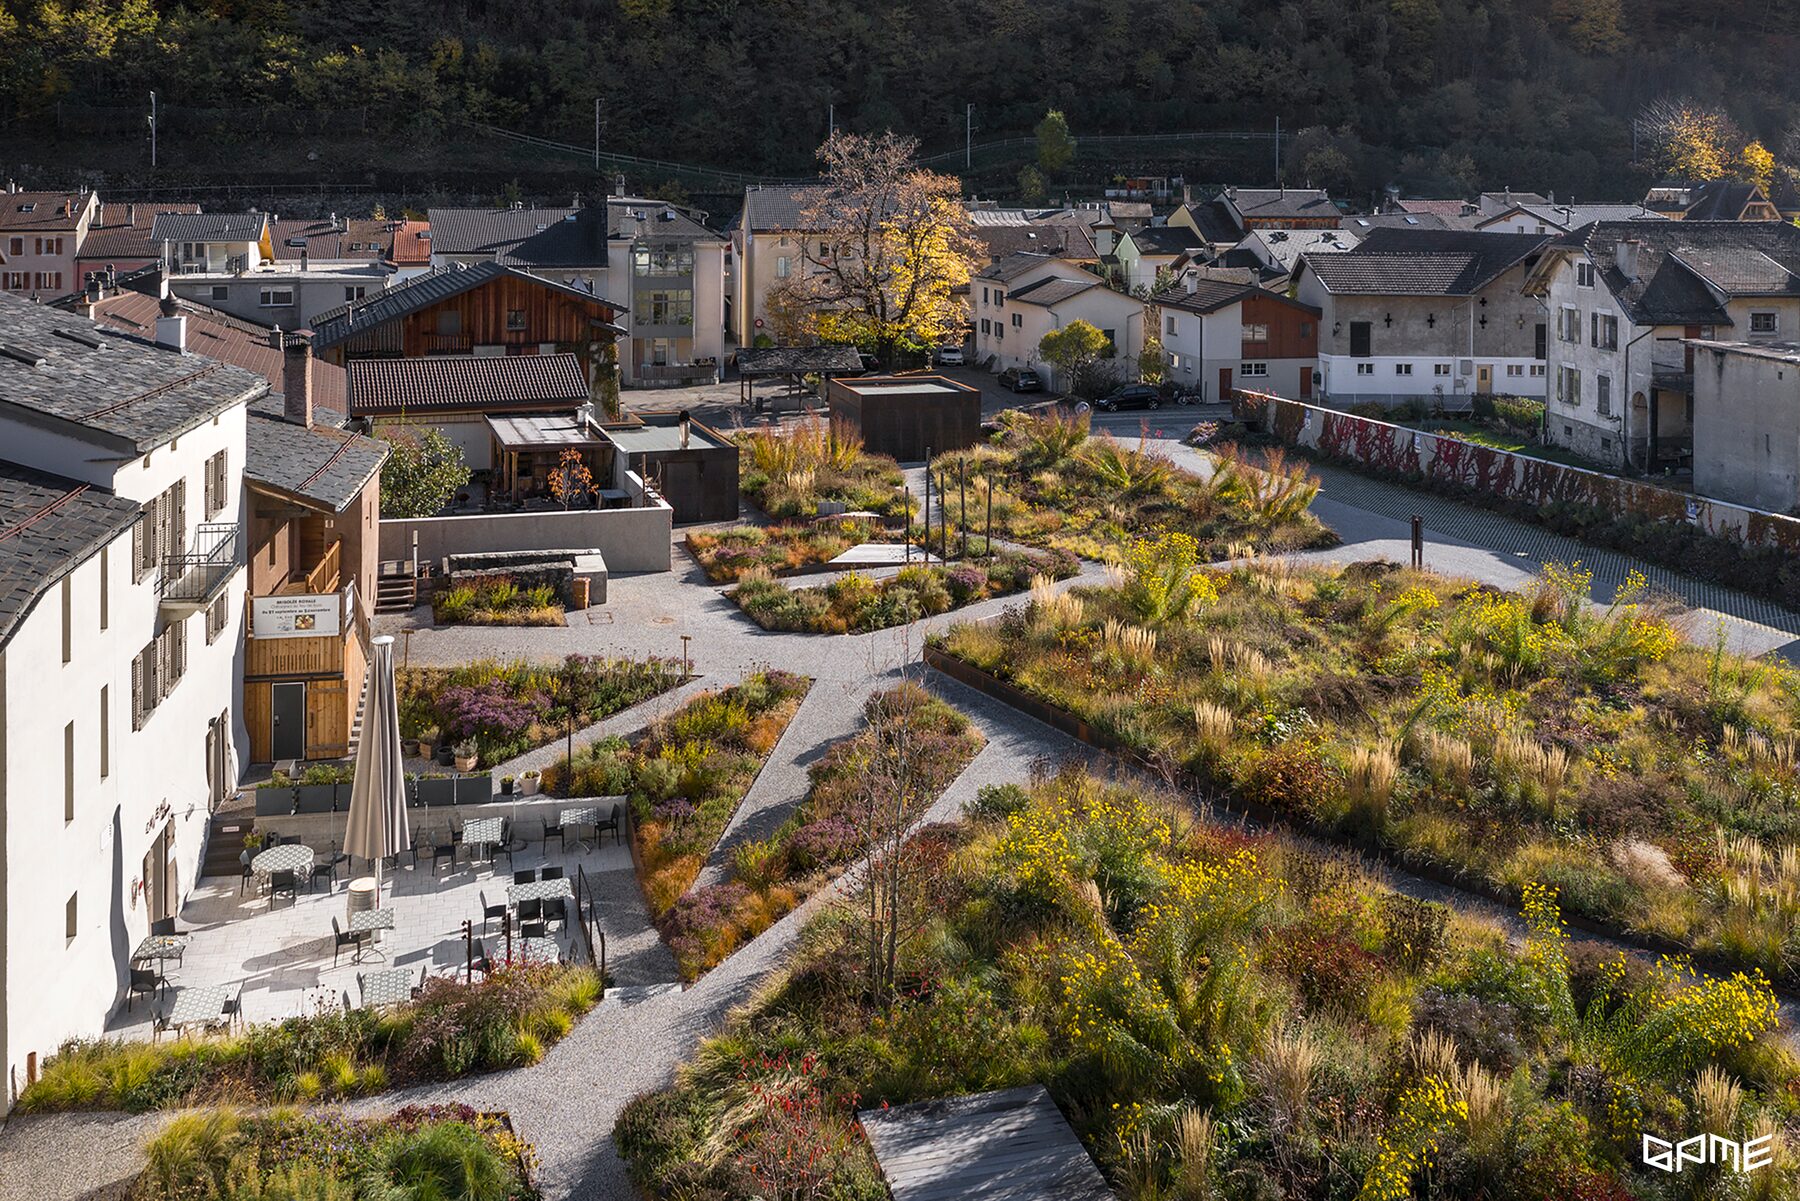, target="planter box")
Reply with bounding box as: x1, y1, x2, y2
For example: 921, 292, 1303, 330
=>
455, 773, 494, 805
417, 777, 457, 807
294, 784, 338, 815
254, 787, 299, 817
